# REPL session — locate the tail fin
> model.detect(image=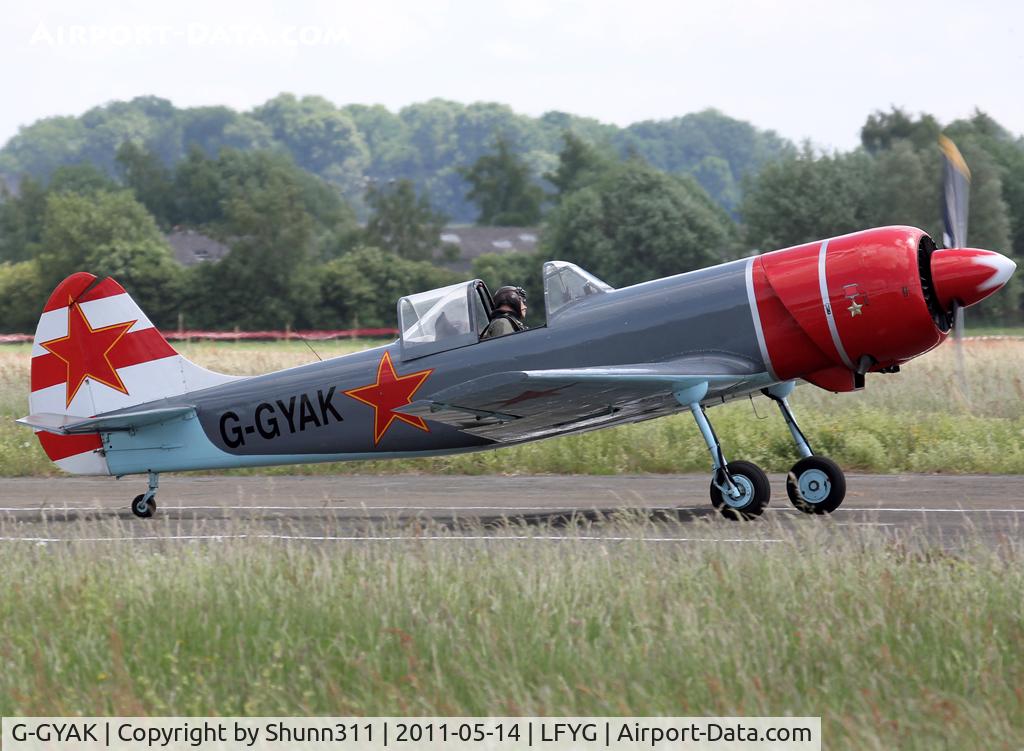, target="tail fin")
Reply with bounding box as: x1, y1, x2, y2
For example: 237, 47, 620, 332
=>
27, 272, 237, 475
